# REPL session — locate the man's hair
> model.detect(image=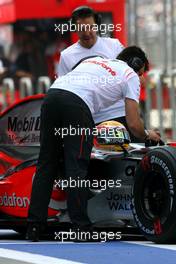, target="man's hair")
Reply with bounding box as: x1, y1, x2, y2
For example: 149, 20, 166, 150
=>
71, 6, 100, 25
116, 46, 149, 72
